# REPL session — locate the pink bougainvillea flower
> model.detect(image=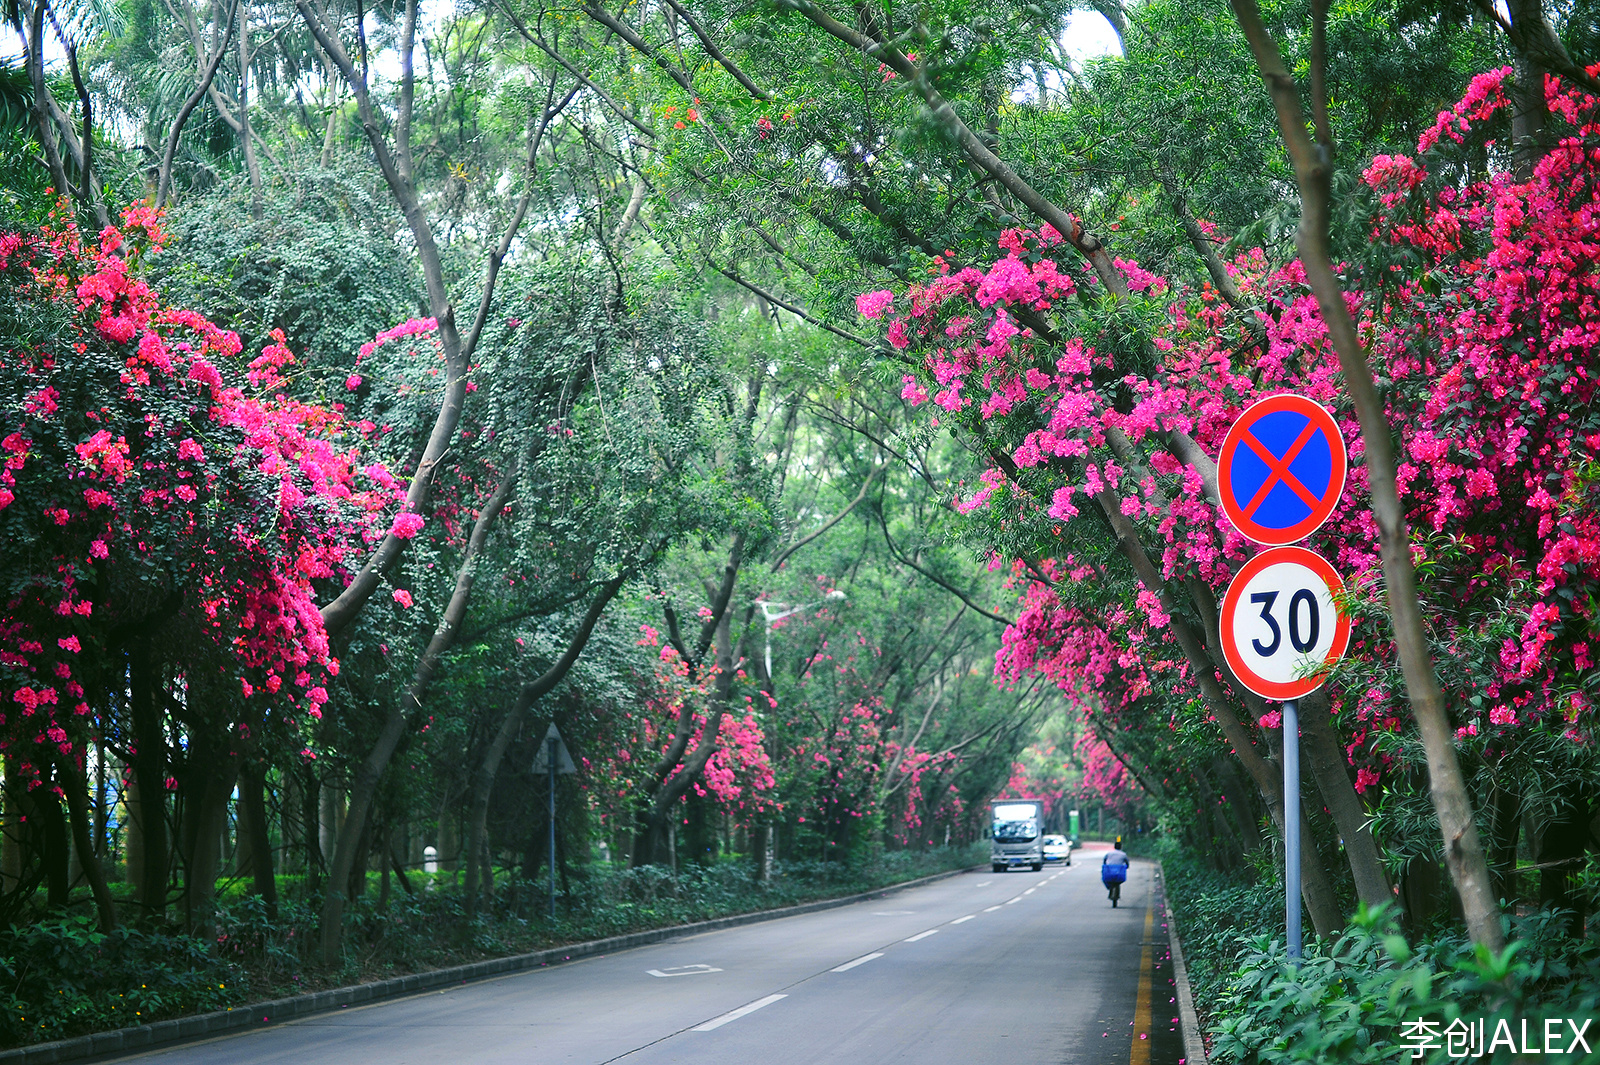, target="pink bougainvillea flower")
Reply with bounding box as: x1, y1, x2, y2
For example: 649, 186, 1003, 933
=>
390, 512, 425, 539
856, 290, 895, 319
